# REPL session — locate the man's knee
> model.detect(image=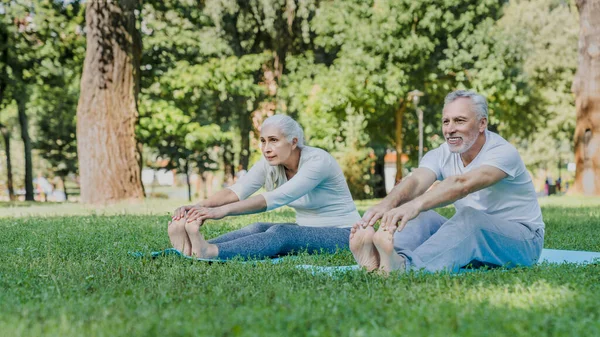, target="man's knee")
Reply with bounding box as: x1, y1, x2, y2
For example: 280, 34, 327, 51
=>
448, 206, 486, 231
